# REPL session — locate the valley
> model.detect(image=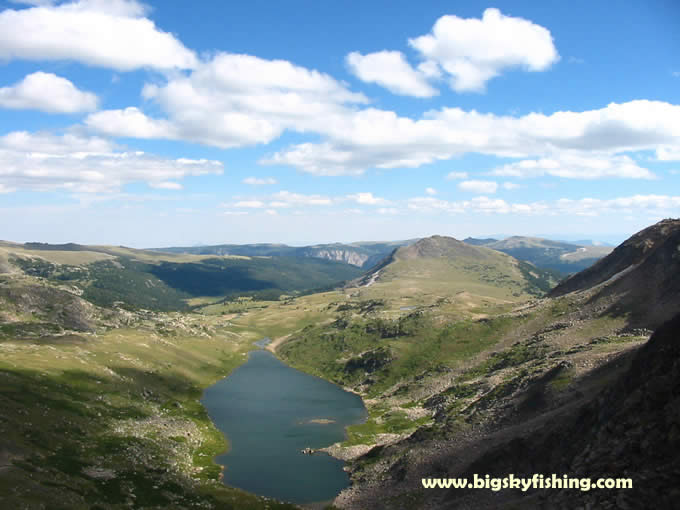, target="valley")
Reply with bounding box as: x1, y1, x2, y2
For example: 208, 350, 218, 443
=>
0, 219, 678, 509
